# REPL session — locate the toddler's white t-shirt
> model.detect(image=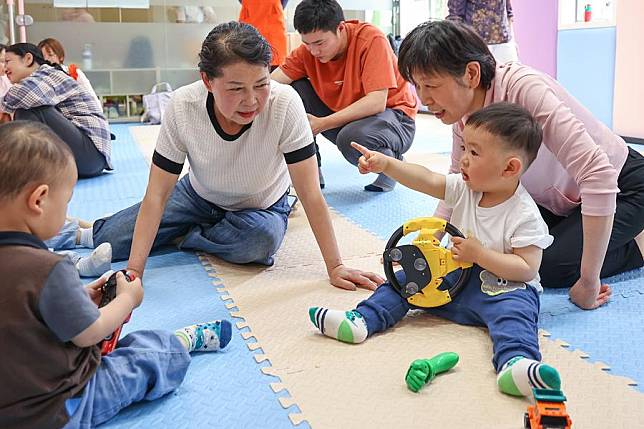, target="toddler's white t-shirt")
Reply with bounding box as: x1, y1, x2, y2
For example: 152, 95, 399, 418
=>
443, 174, 553, 291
